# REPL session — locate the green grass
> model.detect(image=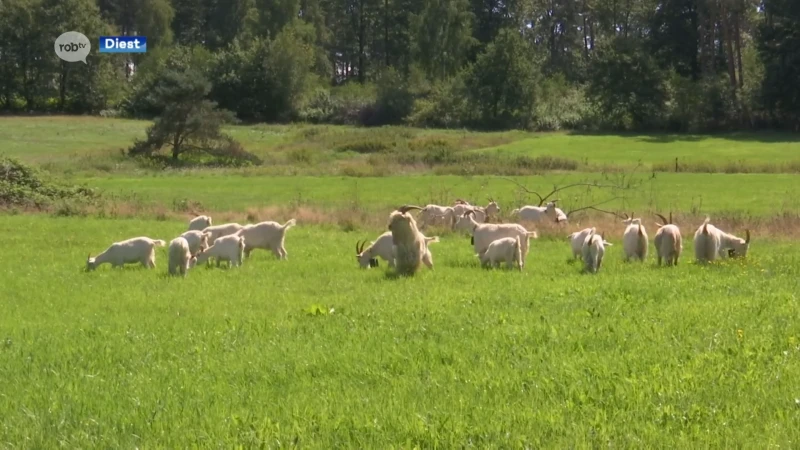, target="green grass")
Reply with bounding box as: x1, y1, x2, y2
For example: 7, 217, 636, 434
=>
3, 117, 800, 177
473, 132, 800, 167
2, 215, 799, 447
78, 172, 800, 217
